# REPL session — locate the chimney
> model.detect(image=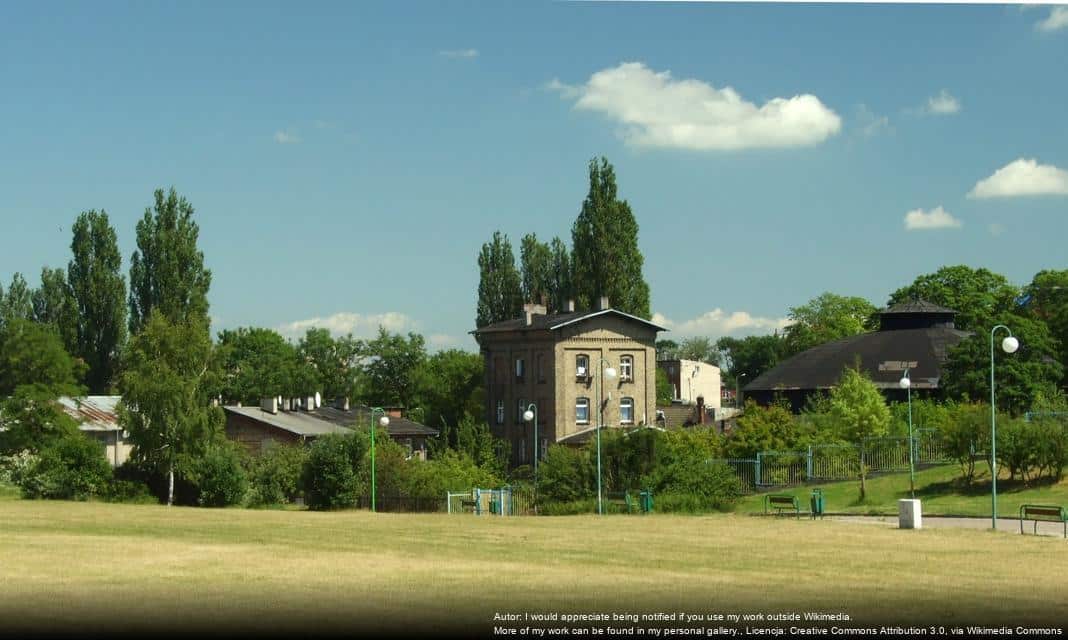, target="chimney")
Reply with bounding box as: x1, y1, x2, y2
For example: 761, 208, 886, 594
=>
566, 299, 575, 312
696, 395, 705, 425
304, 396, 315, 411
523, 302, 547, 326
261, 397, 278, 414
597, 296, 610, 311
335, 396, 350, 411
